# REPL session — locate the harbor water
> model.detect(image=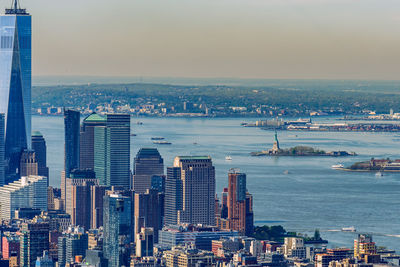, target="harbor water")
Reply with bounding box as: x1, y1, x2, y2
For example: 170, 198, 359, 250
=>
34, 115, 400, 250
